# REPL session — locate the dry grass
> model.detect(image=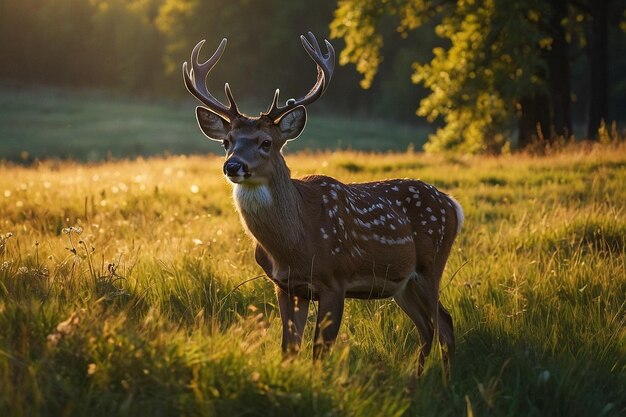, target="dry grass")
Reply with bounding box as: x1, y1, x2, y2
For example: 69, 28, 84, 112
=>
0, 143, 625, 416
